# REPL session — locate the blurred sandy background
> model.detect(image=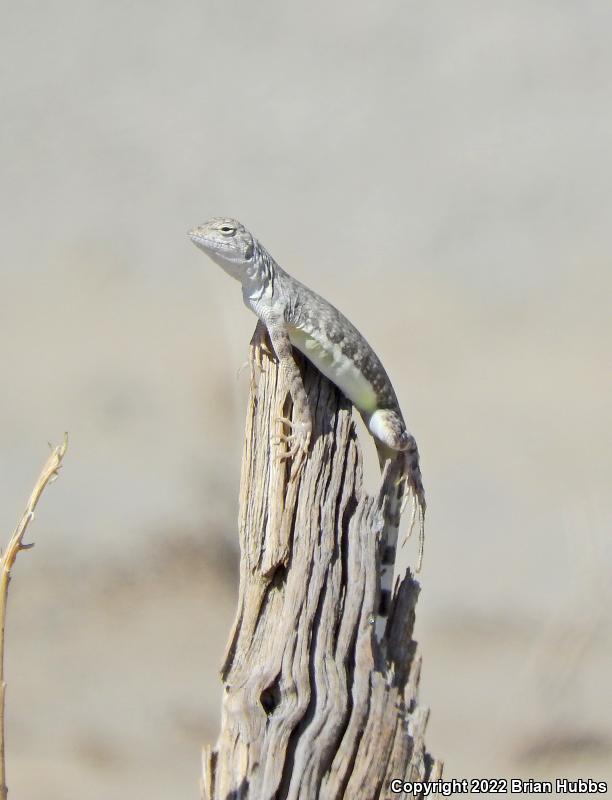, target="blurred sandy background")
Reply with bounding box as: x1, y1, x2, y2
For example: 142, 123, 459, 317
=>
1, 1, 611, 797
